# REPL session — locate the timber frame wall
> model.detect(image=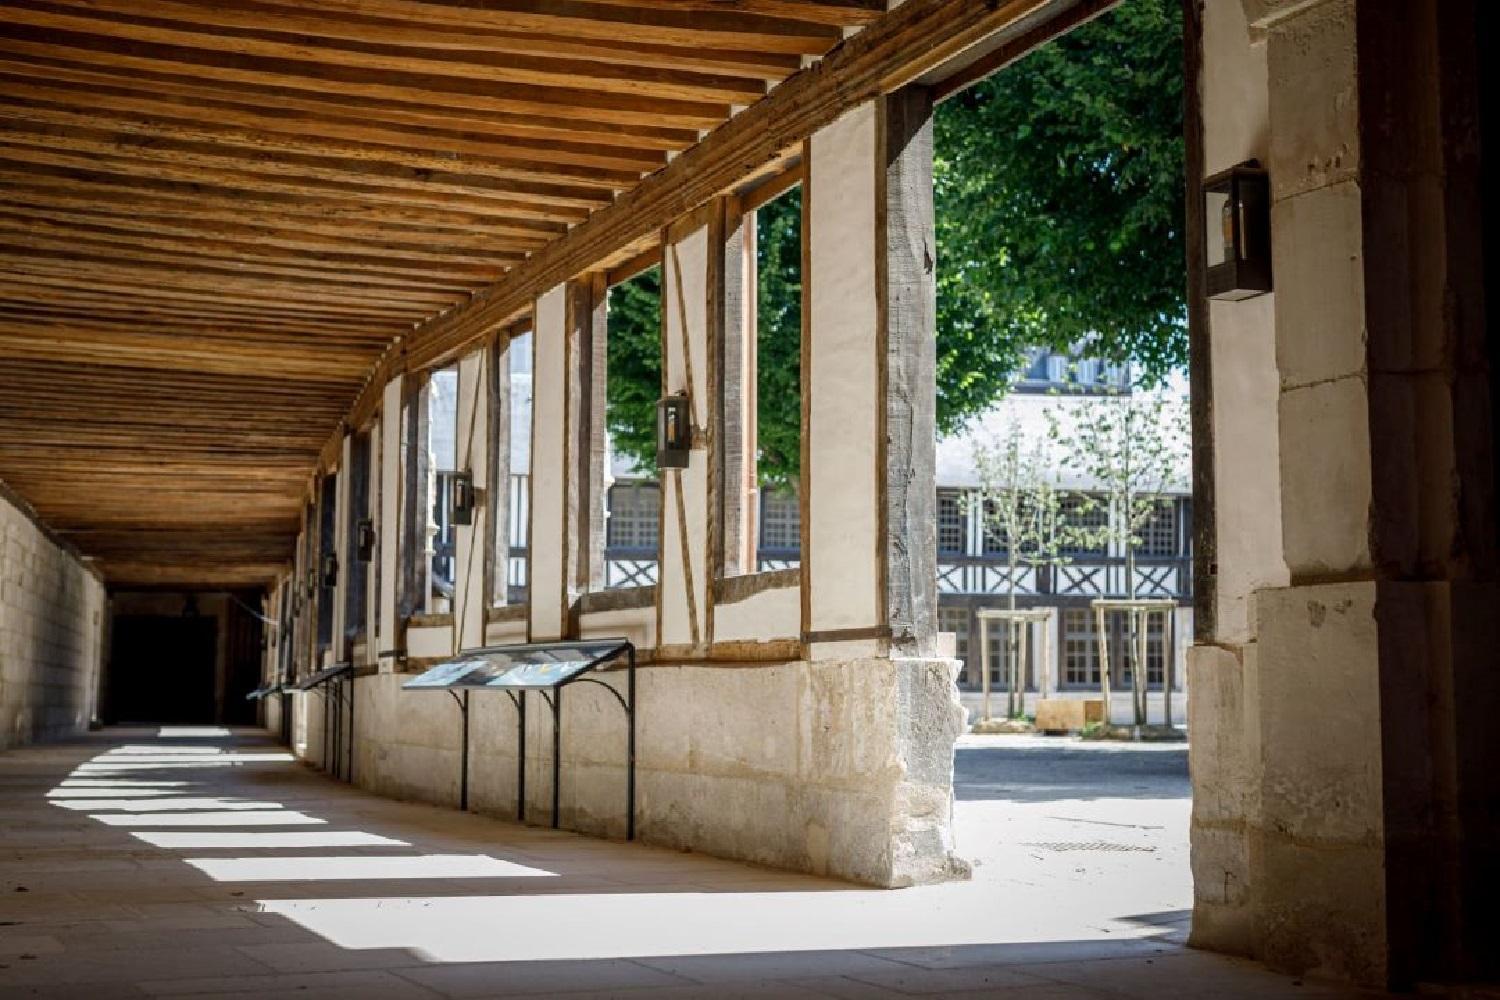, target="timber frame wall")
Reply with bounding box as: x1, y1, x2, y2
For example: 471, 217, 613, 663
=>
264, 0, 1114, 680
